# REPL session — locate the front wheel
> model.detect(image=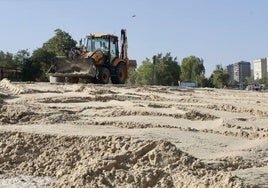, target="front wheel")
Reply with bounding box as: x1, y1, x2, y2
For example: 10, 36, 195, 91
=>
98, 67, 110, 84
111, 62, 127, 84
